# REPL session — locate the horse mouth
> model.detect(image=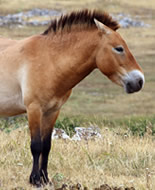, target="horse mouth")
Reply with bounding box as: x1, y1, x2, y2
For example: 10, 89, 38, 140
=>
122, 70, 145, 93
